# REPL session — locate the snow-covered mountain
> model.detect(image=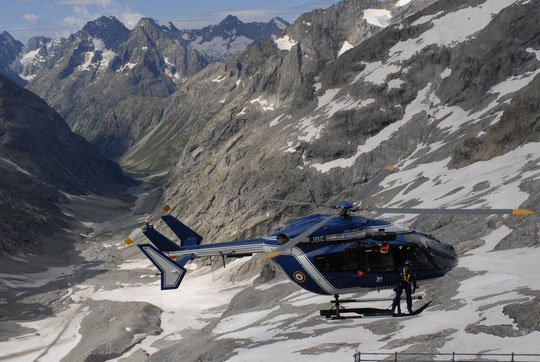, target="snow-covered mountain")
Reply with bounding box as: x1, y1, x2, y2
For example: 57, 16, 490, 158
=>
0, 15, 288, 158
181, 15, 289, 62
